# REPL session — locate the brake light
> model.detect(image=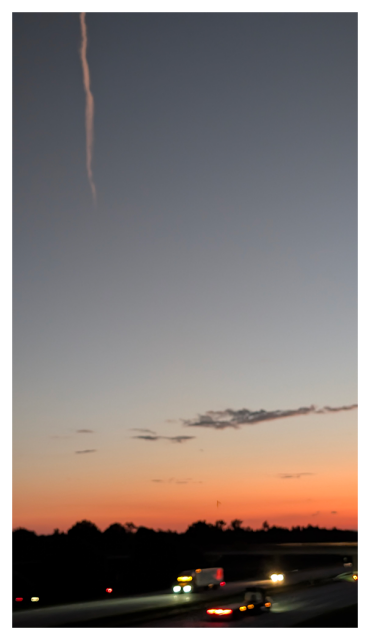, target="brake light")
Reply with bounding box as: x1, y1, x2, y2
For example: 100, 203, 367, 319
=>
220, 581, 226, 586
15, 598, 23, 602
207, 608, 232, 615
353, 575, 358, 581
106, 588, 113, 593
